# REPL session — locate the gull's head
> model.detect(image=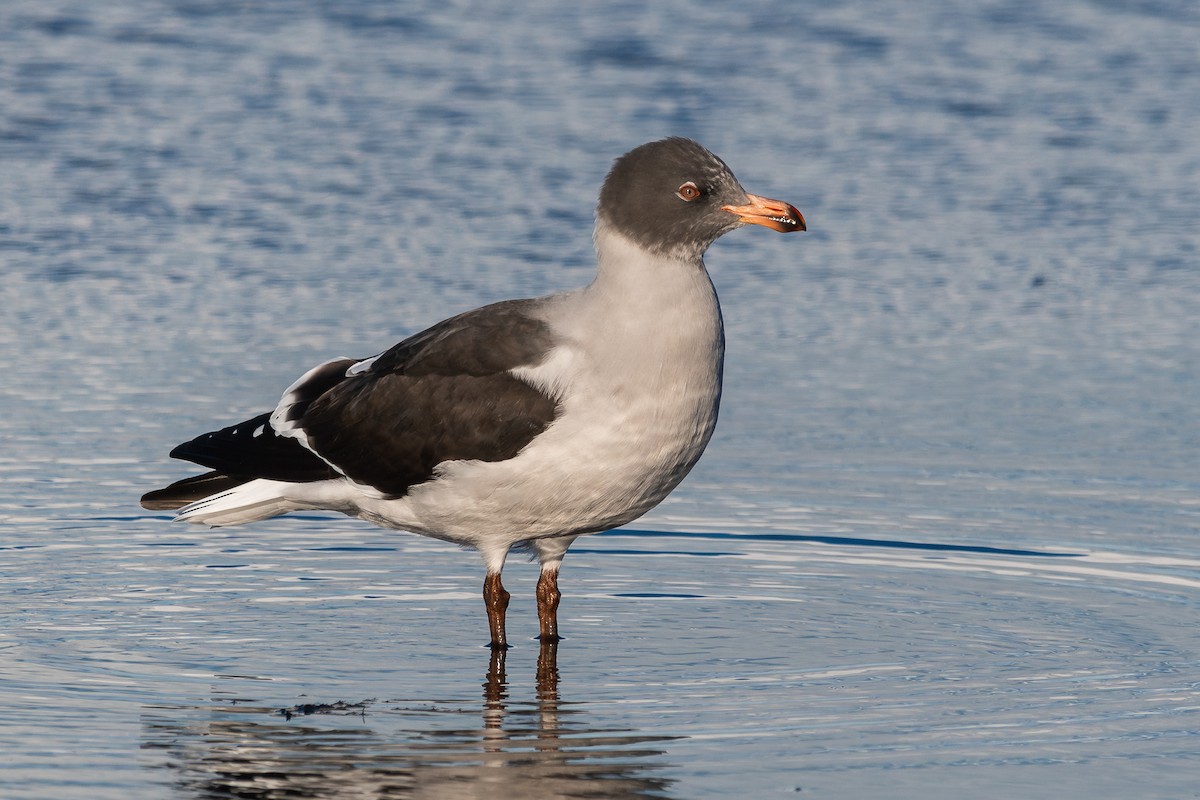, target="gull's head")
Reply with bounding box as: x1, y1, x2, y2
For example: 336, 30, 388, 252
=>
597, 137, 805, 261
